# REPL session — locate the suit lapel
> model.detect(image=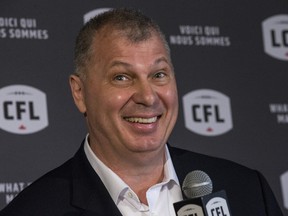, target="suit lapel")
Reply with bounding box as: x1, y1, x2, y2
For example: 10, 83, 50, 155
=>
68, 144, 192, 215
70, 143, 123, 216
168, 146, 192, 184
168, 145, 207, 200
